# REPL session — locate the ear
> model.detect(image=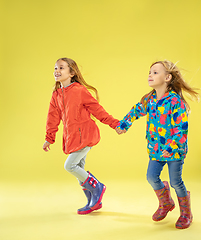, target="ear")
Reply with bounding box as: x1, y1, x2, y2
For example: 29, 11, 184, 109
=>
70, 71, 75, 78
165, 74, 172, 82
